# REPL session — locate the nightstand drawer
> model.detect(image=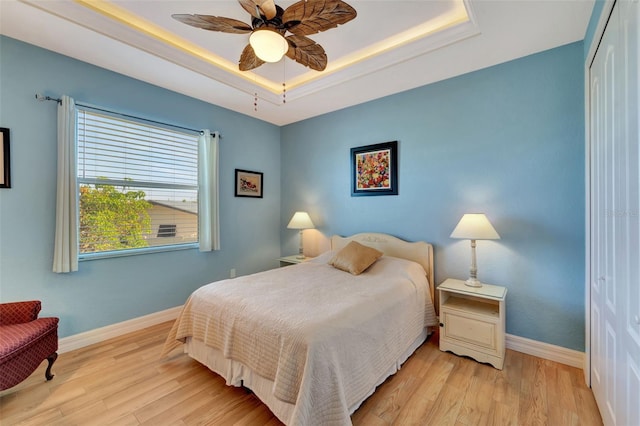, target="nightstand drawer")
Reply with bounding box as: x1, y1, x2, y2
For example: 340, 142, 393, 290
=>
441, 310, 498, 351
